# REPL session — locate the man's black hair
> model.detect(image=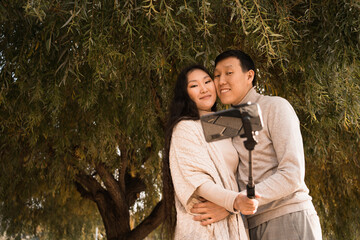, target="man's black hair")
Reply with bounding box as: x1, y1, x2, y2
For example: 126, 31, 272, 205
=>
215, 50, 257, 86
